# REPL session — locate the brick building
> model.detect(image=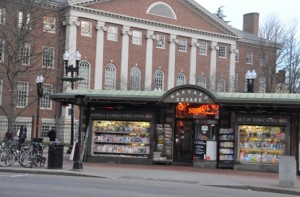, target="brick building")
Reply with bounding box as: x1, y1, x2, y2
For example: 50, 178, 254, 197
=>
0, 0, 278, 144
